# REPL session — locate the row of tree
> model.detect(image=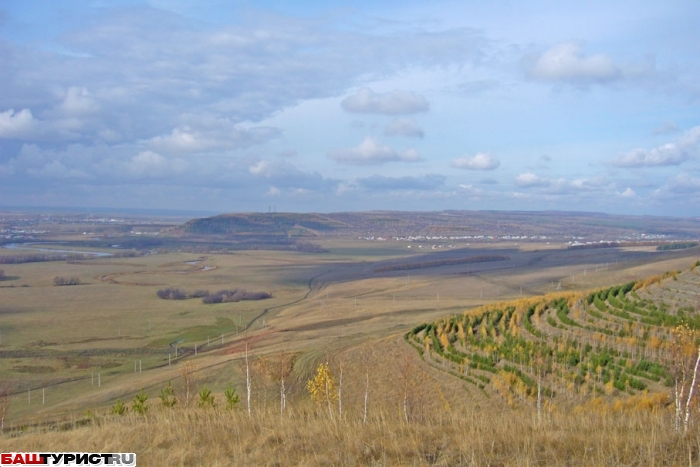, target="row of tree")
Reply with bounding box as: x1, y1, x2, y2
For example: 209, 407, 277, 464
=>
409, 262, 700, 432
156, 287, 271, 303
53, 276, 81, 286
